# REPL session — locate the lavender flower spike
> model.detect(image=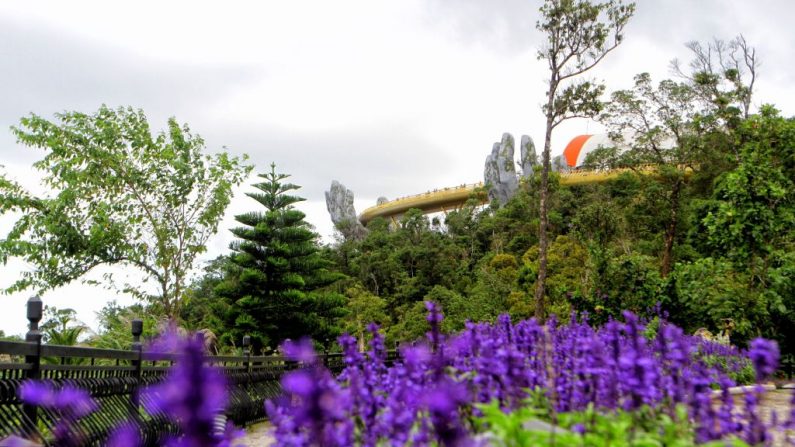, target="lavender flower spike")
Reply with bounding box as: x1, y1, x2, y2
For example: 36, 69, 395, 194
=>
143, 329, 233, 447
18, 381, 98, 447
748, 338, 779, 382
